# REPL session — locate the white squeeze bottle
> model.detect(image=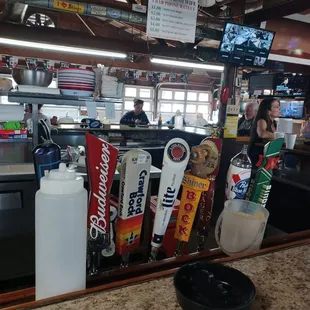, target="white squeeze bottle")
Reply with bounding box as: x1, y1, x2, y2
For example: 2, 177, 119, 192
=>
225, 145, 252, 200
35, 163, 87, 300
